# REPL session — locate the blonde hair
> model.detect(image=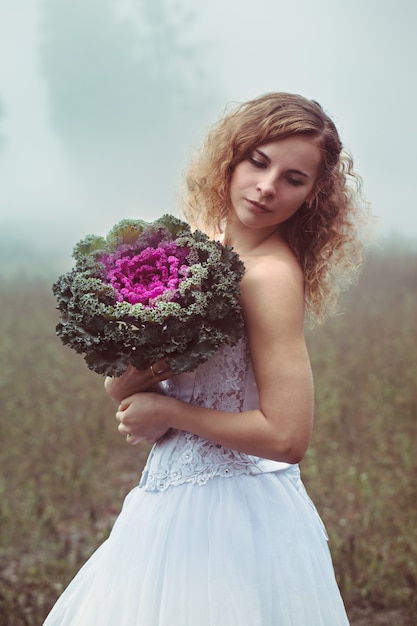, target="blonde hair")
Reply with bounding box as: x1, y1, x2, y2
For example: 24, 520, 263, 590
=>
183, 92, 371, 324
